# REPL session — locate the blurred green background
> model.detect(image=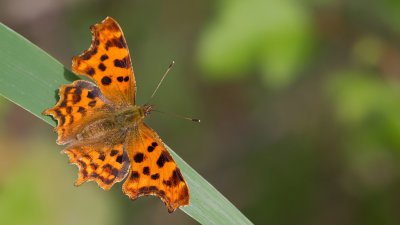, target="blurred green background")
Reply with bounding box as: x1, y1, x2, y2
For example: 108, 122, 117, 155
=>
1, 0, 400, 224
